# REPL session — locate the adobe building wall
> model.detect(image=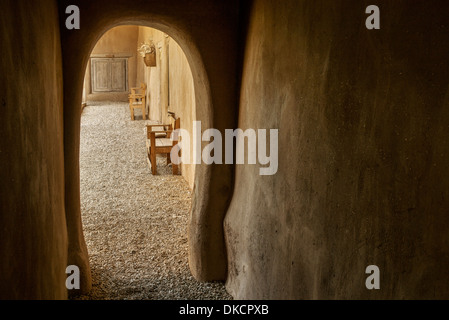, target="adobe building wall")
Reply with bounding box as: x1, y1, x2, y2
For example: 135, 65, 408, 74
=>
167, 36, 196, 189
0, 0, 67, 299
136, 26, 196, 188
136, 27, 164, 122
58, 0, 240, 293
5, 0, 448, 300
225, 0, 449, 299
